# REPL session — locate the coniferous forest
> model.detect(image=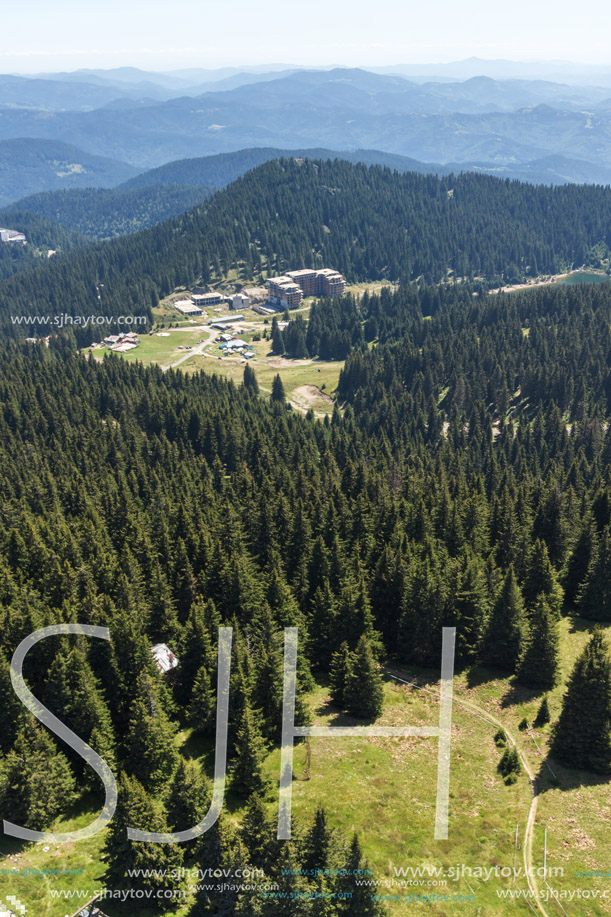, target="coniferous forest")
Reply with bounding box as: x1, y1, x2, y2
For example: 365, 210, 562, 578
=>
2, 159, 611, 341
3, 158, 611, 914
